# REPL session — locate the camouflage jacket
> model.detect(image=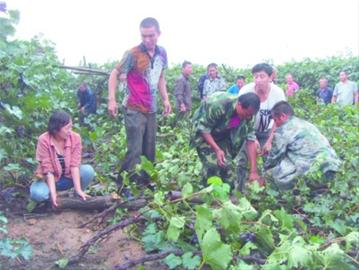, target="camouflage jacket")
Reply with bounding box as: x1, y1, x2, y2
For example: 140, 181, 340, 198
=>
190, 93, 256, 157
264, 116, 341, 177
